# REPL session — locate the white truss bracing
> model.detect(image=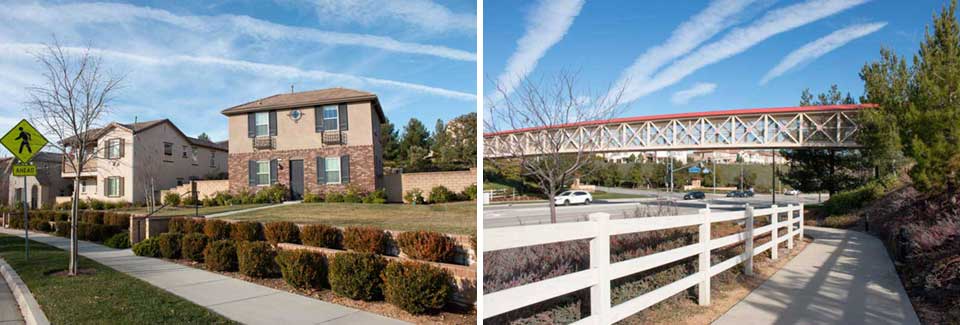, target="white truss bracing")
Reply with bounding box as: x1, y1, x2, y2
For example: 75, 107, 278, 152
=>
485, 110, 861, 158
